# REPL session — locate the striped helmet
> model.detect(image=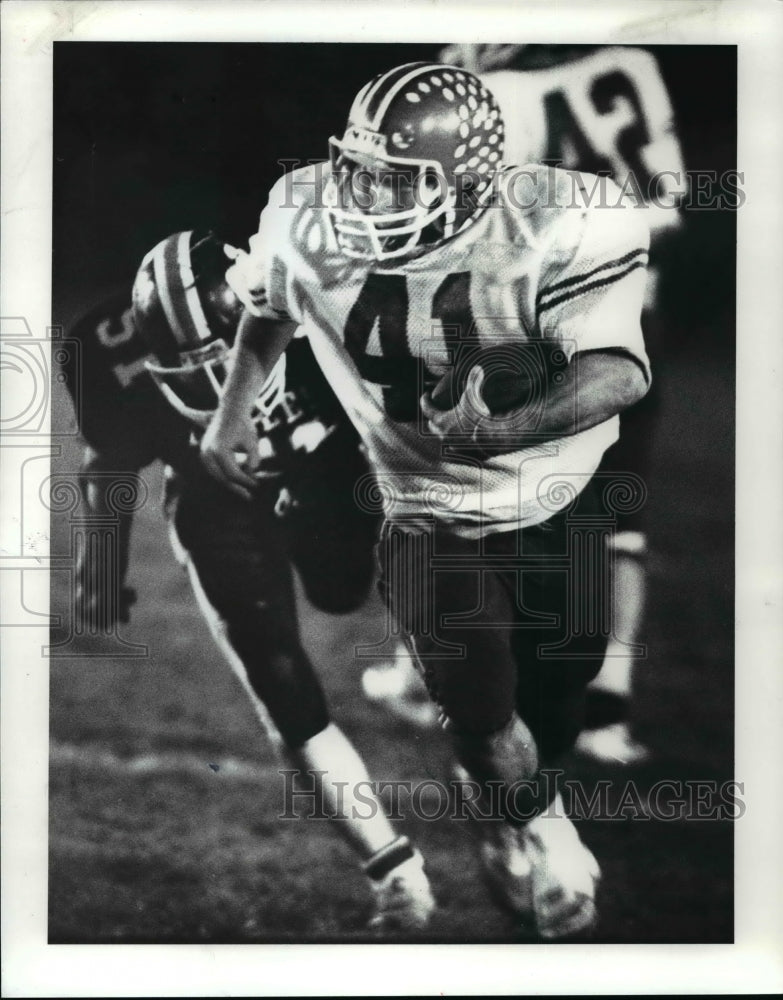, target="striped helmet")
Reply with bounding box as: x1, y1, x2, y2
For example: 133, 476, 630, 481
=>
327, 62, 505, 261
131, 231, 285, 429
